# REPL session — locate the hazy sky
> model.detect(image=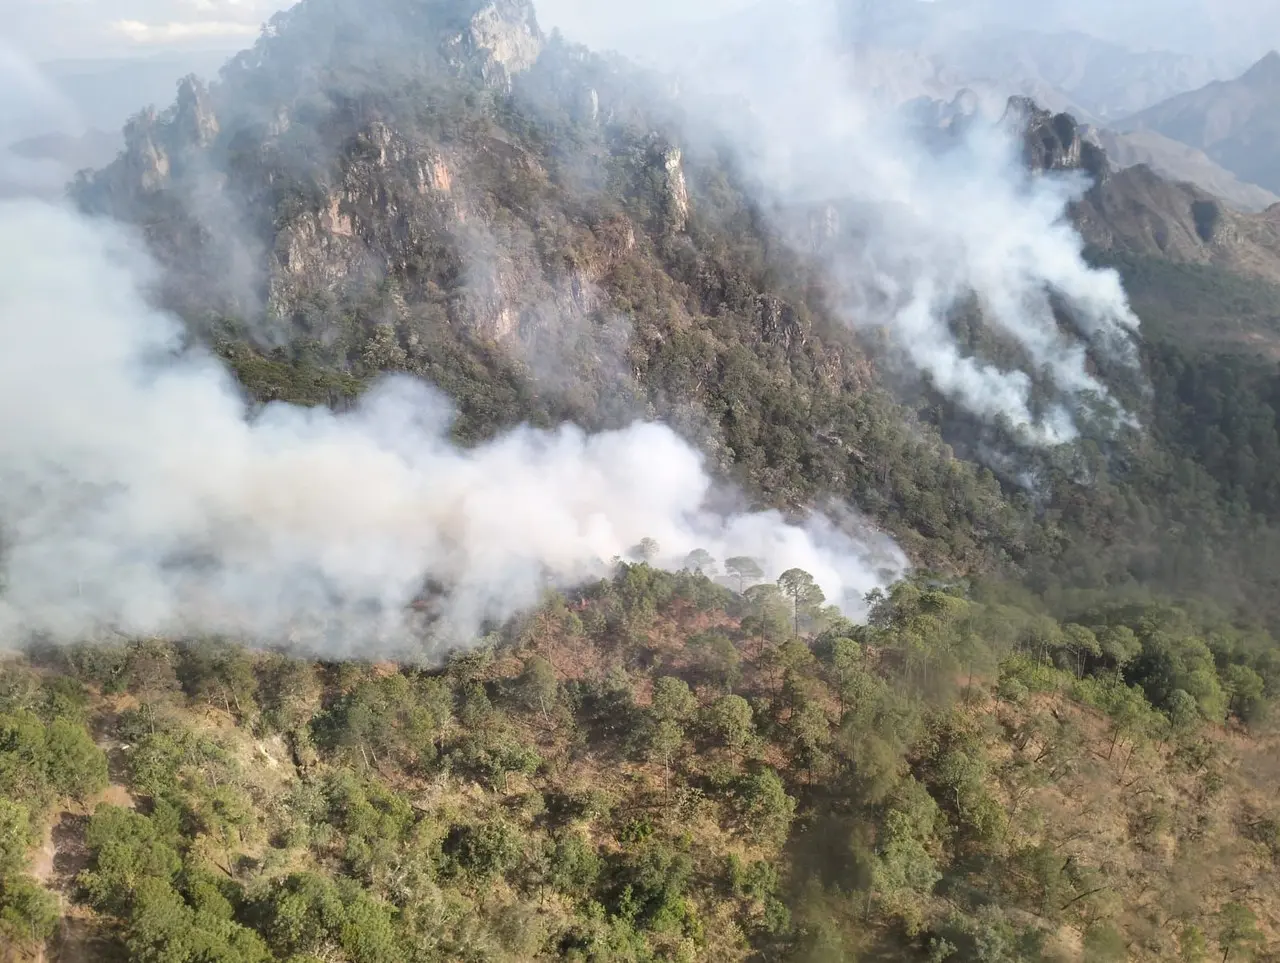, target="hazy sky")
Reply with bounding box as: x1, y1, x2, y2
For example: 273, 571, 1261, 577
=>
5, 0, 290, 60
534, 0, 1280, 65
536, 0, 758, 48
0, 0, 1274, 149
4, 0, 1276, 62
